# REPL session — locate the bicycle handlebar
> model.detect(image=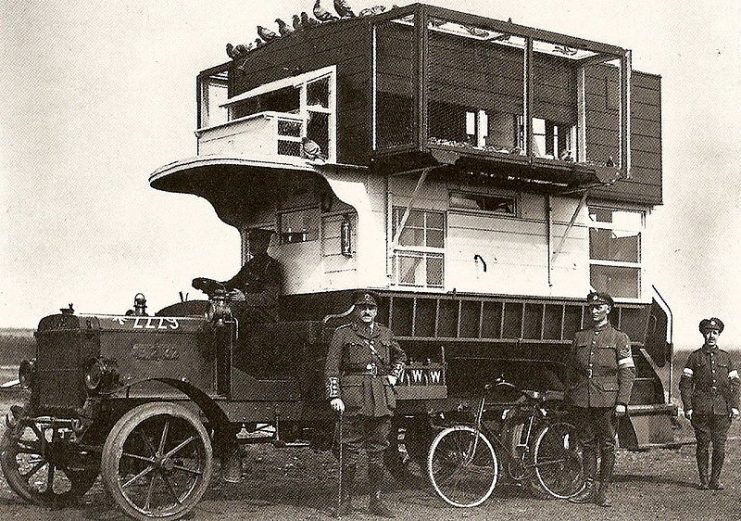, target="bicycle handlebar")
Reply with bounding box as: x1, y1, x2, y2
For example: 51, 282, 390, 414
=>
483, 379, 543, 402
